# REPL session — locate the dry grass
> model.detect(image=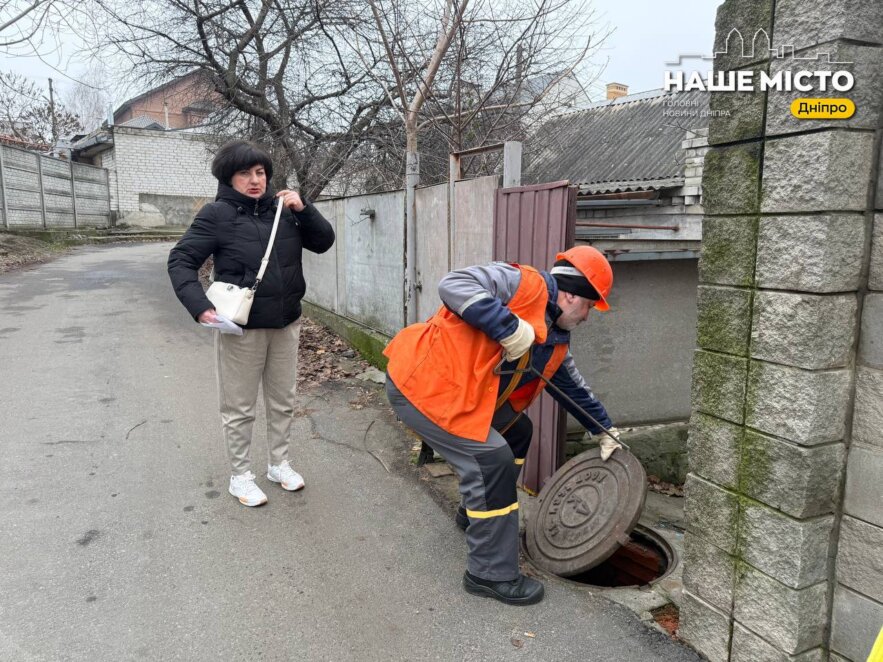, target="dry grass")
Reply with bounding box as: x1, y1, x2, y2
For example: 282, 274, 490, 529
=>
0, 233, 66, 273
